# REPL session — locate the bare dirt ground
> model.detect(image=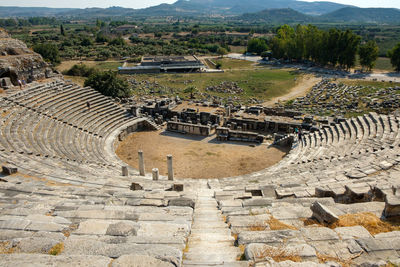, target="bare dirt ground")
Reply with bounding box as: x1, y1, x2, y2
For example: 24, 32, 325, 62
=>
116, 130, 288, 179
263, 74, 321, 106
